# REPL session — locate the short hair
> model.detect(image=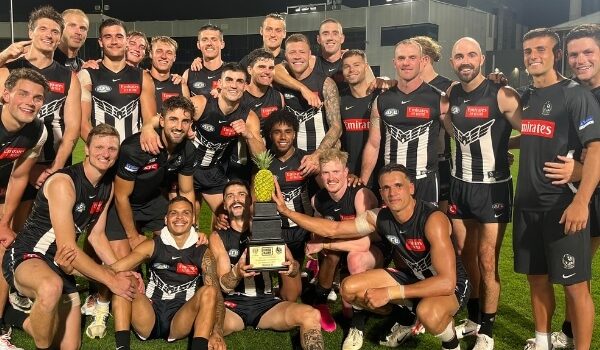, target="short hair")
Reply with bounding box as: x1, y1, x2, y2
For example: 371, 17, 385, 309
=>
263, 13, 286, 29
318, 149, 348, 167
86, 124, 120, 147
99, 17, 126, 37
285, 33, 310, 48
523, 28, 561, 56
151, 36, 178, 52
378, 163, 414, 184
161, 96, 195, 119
247, 48, 275, 68
127, 31, 148, 46
342, 49, 367, 62
566, 24, 600, 48
61, 8, 88, 20
319, 18, 343, 34
29, 6, 64, 33
198, 24, 224, 40
412, 36, 442, 62
221, 62, 247, 80
223, 180, 251, 197
394, 38, 423, 56
4, 68, 49, 95
264, 110, 299, 136
168, 195, 194, 211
